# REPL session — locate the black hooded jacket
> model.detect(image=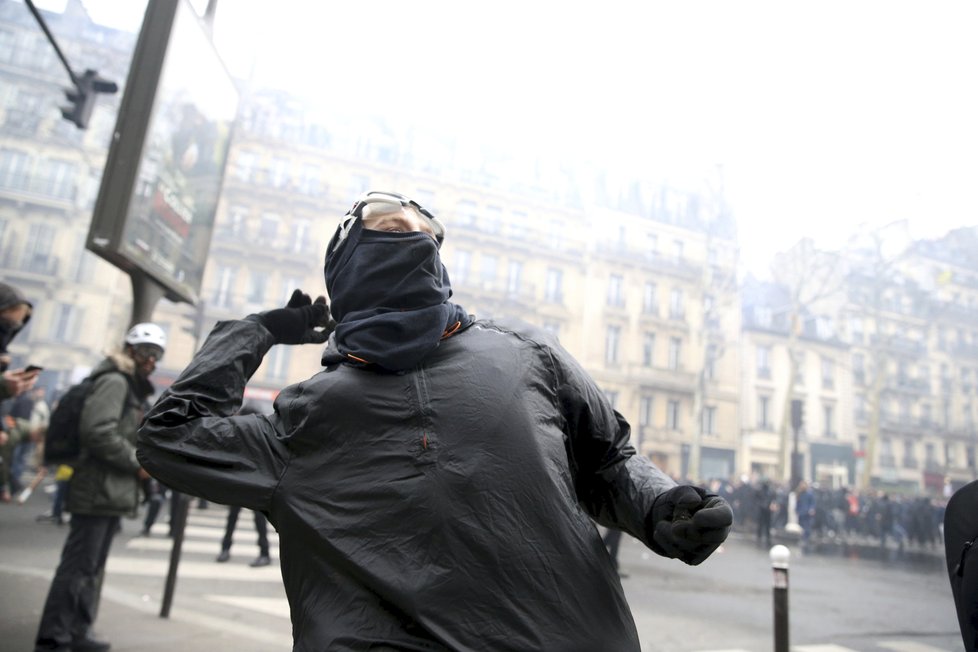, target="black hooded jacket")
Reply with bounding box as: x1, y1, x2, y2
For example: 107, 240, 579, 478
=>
137, 315, 677, 651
